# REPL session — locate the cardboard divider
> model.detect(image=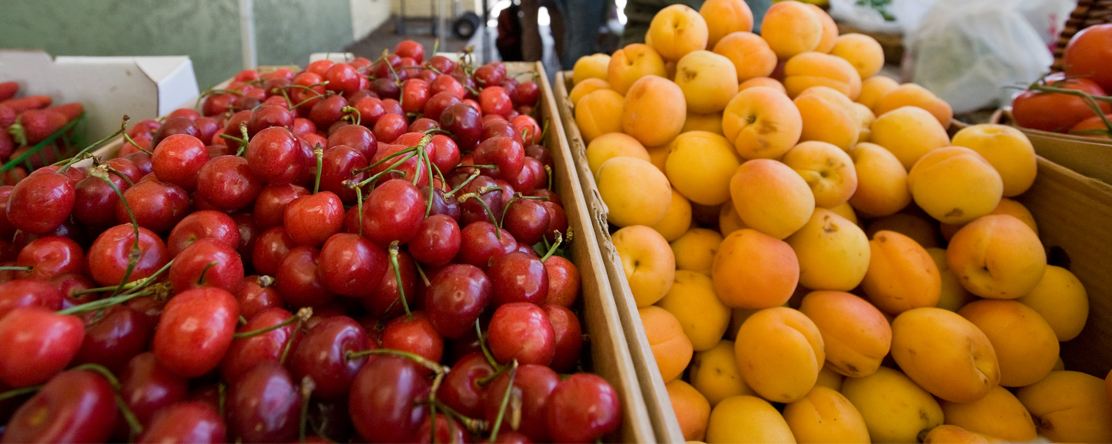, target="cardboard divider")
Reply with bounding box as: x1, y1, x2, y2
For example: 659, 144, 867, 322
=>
991, 107, 1112, 185
554, 71, 687, 444
86, 62, 656, 443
